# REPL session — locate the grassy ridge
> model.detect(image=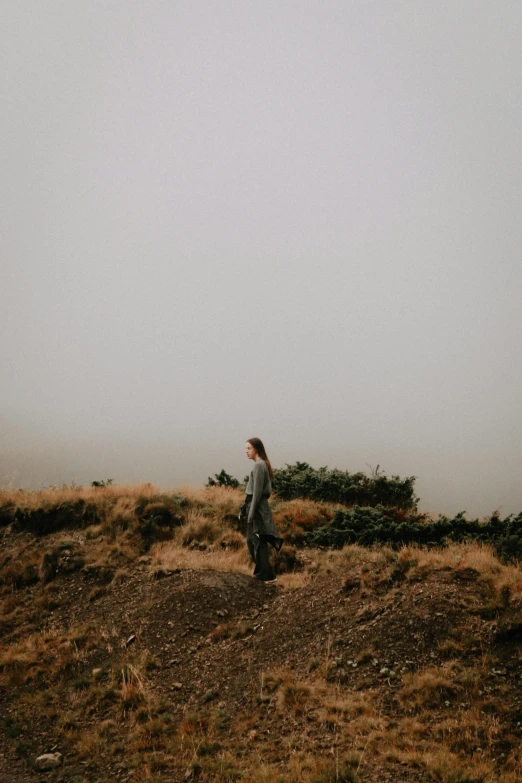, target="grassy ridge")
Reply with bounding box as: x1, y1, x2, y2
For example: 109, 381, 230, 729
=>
2, 480, 521, 563
2, 483, 522, 781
